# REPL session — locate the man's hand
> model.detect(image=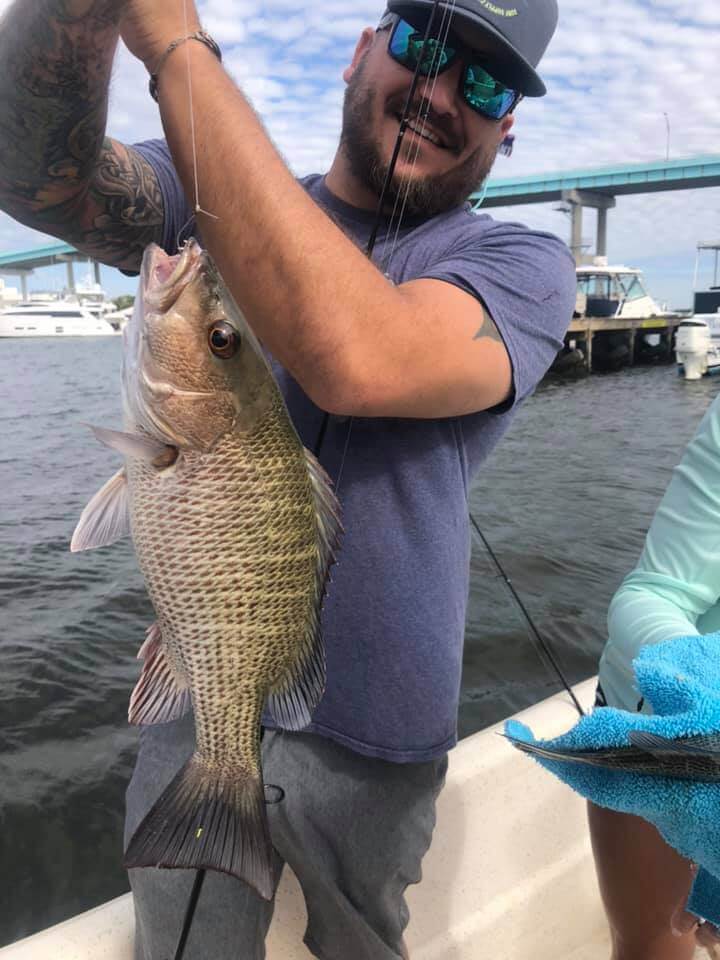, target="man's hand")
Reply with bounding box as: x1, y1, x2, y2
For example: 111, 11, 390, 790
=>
120, 0, 202, 71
